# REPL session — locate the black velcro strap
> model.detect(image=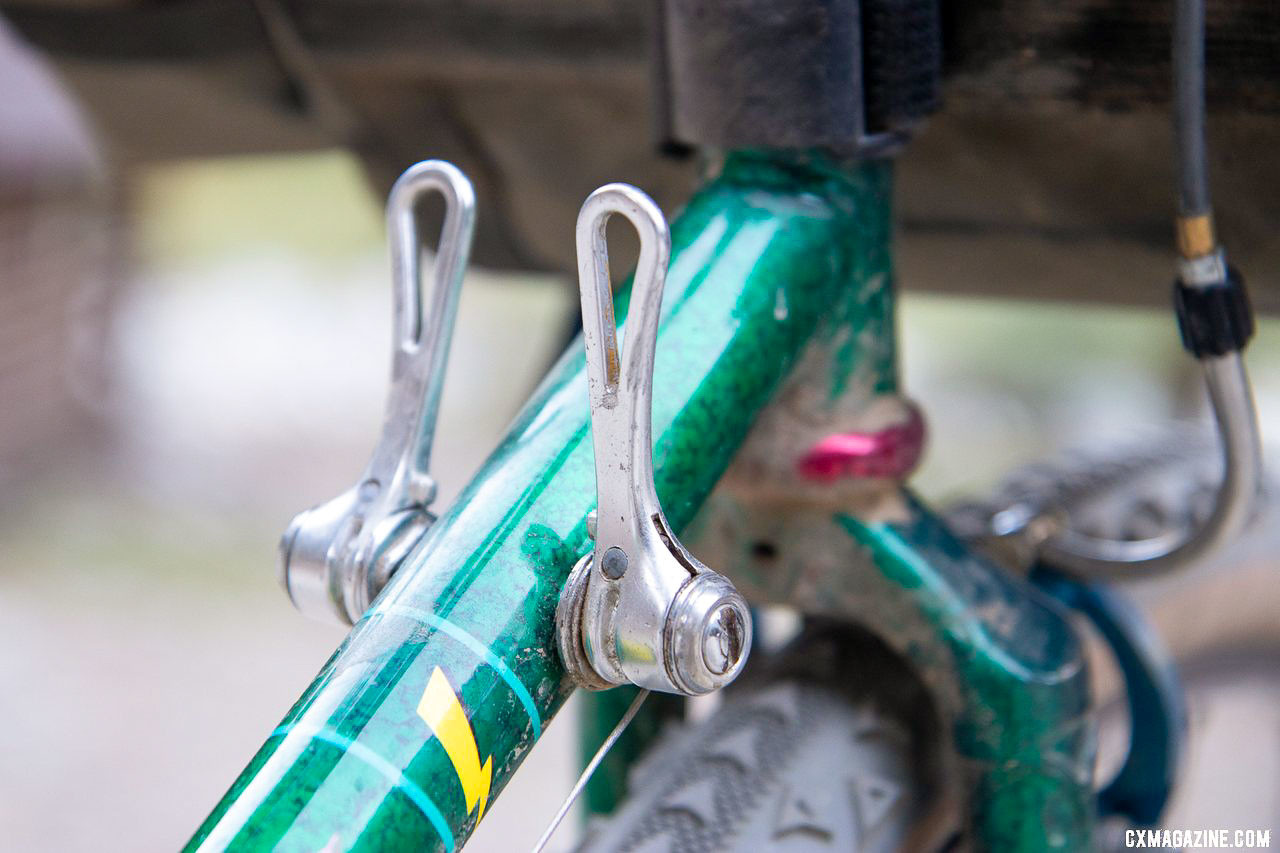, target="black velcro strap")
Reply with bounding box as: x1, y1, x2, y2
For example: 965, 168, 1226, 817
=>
861, 0, 943, 135
1173, 266, 1255, 357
